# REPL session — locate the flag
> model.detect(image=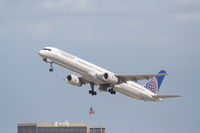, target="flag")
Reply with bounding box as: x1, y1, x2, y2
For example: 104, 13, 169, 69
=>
89, 106, 95, 115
